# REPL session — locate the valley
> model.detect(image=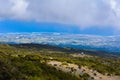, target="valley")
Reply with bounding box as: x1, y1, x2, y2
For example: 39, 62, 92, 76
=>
0, 33, 120, 52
